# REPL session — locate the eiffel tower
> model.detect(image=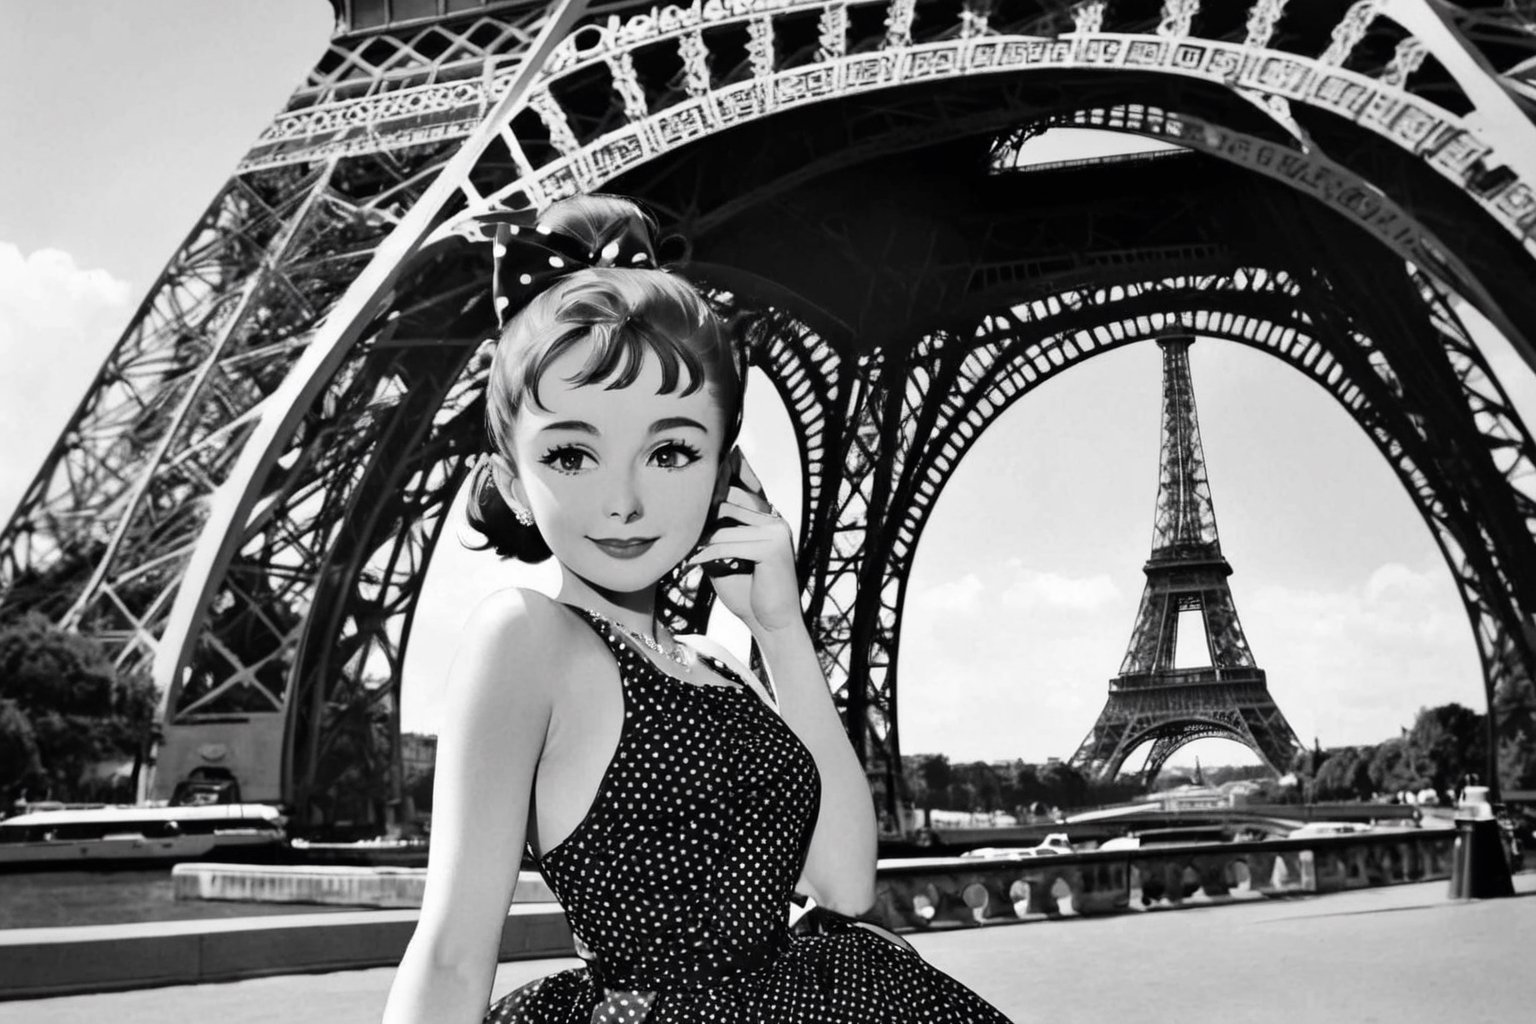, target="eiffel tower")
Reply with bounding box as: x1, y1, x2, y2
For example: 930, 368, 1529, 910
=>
4, 1, 1536, 822
1072, 336, 1301, 780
